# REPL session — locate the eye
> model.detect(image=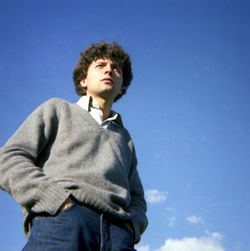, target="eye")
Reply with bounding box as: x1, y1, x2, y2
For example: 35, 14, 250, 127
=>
96, 63, 105, 68
113, 65, 122, 73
